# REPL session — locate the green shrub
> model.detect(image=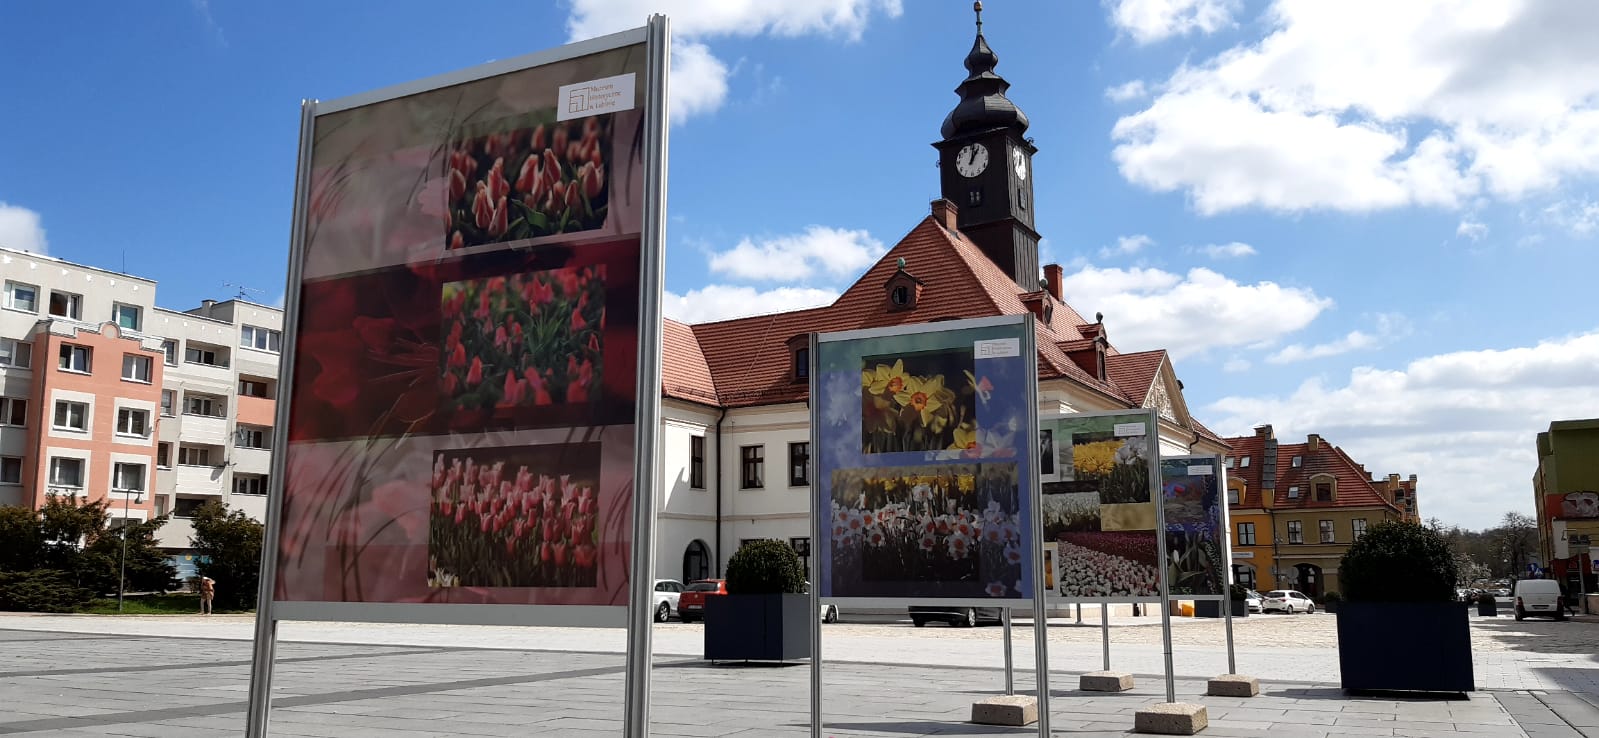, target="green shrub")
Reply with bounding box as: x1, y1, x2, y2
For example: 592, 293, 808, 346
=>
1339, 521, 1457, 603
0, 570, 93, 613
725, 539, 805, 595
191, 501, 264, 611
1316, 591, 1343, 605
1229, 582, 1251, 600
